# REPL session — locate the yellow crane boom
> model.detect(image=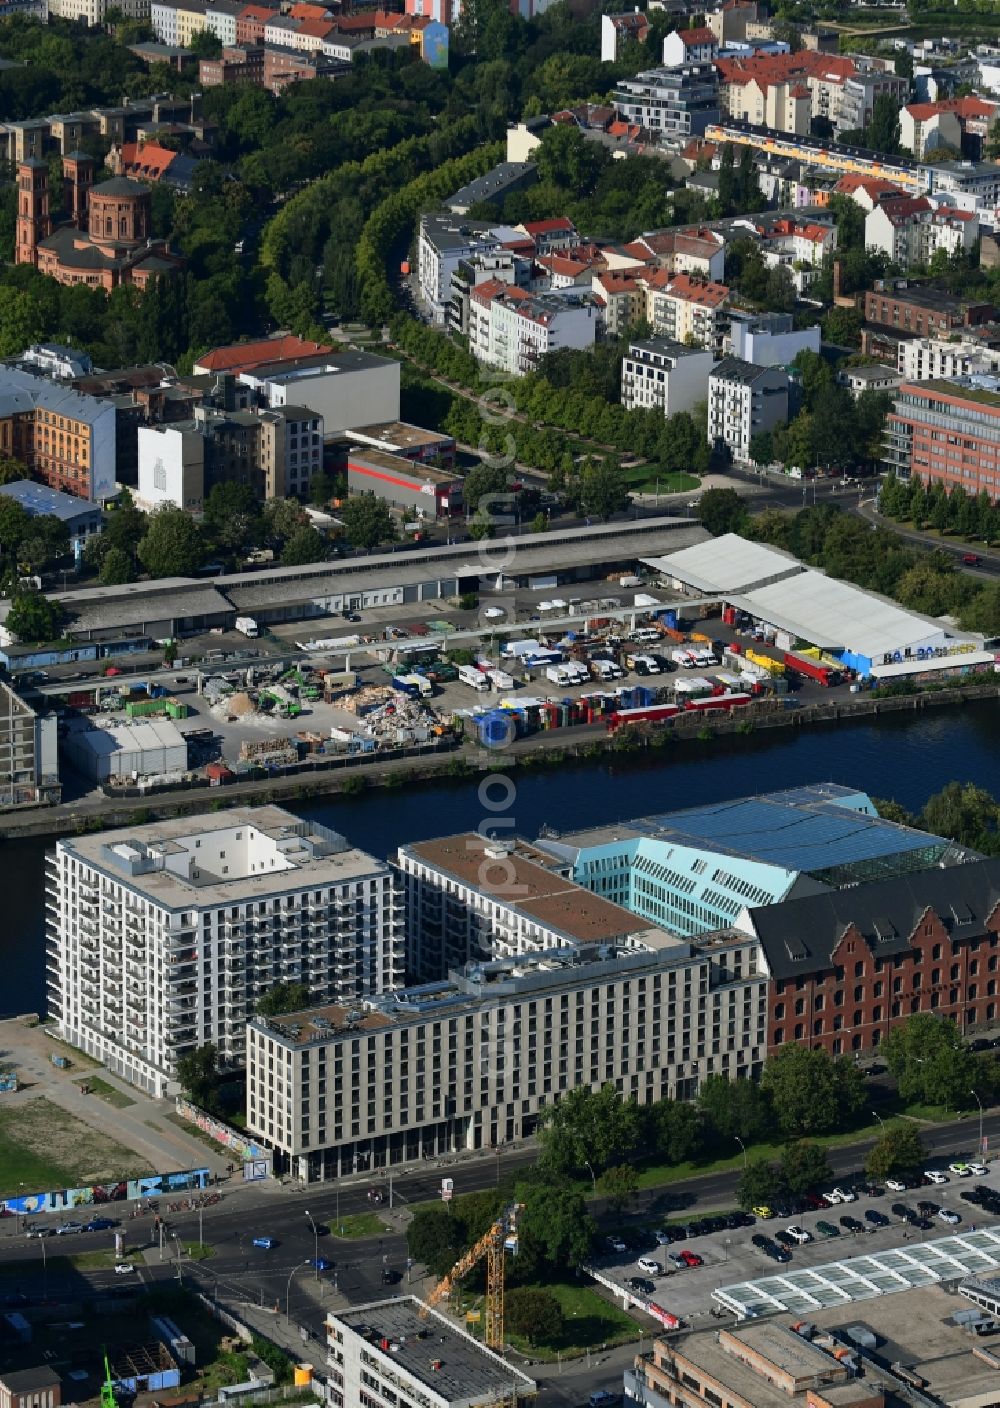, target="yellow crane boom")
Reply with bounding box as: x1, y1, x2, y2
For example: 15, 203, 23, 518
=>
421, 1202, 523, 1350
